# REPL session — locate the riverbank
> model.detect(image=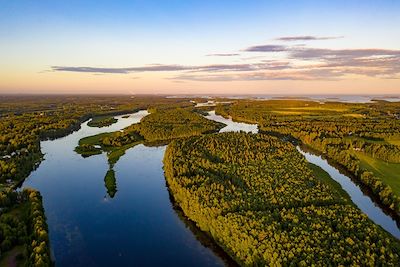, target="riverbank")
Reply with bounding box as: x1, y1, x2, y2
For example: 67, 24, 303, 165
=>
164, 132, 400, 265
